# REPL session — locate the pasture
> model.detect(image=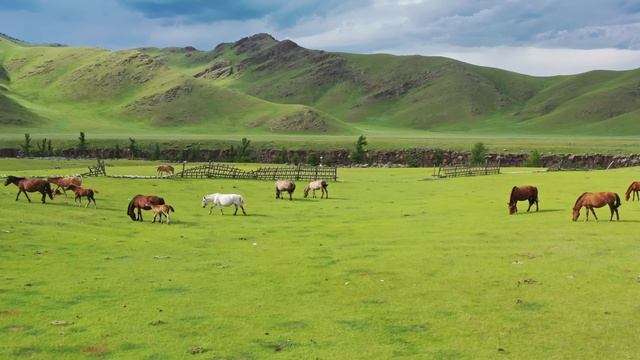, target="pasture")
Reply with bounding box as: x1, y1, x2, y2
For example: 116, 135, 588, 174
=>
1, 160, 640, 359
